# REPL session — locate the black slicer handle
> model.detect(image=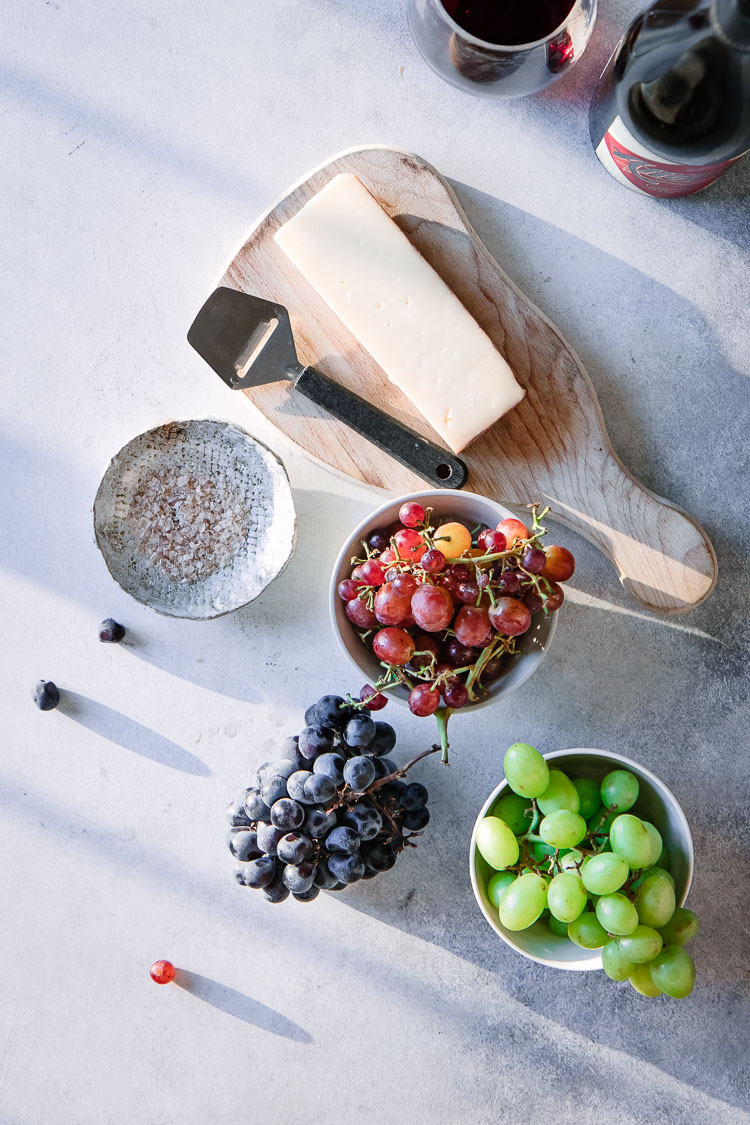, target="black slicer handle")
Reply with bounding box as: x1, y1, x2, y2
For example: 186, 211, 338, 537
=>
295, 366, 468, 490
